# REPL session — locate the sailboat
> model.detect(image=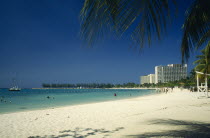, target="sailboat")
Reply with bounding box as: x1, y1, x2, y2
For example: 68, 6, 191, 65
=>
9, 86, 21, 91
9, 78, 21, 91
